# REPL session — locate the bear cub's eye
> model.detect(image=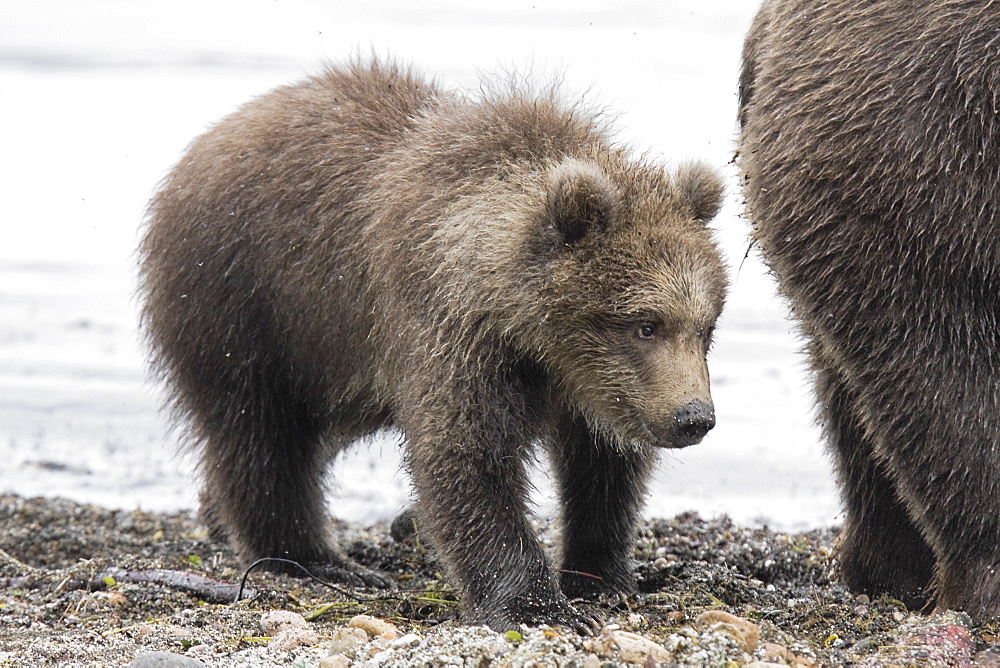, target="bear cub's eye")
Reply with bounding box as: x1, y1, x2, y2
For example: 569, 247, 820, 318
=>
636, 322, 659, 340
